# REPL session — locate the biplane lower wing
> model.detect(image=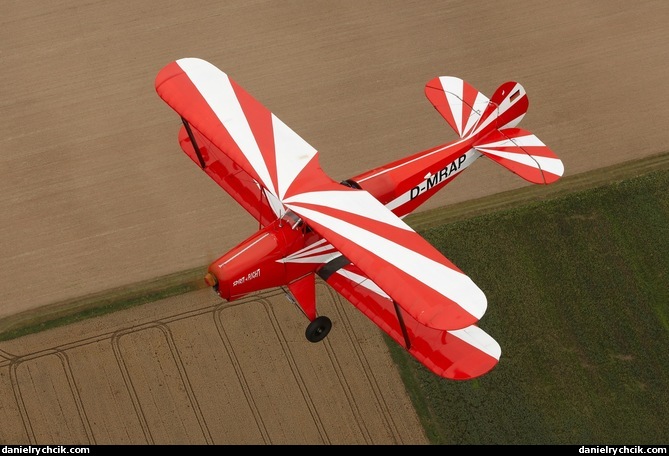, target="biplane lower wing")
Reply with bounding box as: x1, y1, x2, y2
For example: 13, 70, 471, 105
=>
319, 262, 500, 380
176, 125, 280, 227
